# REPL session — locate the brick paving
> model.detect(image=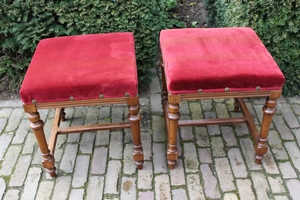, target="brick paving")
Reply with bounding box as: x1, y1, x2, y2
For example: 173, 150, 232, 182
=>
0, 71, 300, 200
